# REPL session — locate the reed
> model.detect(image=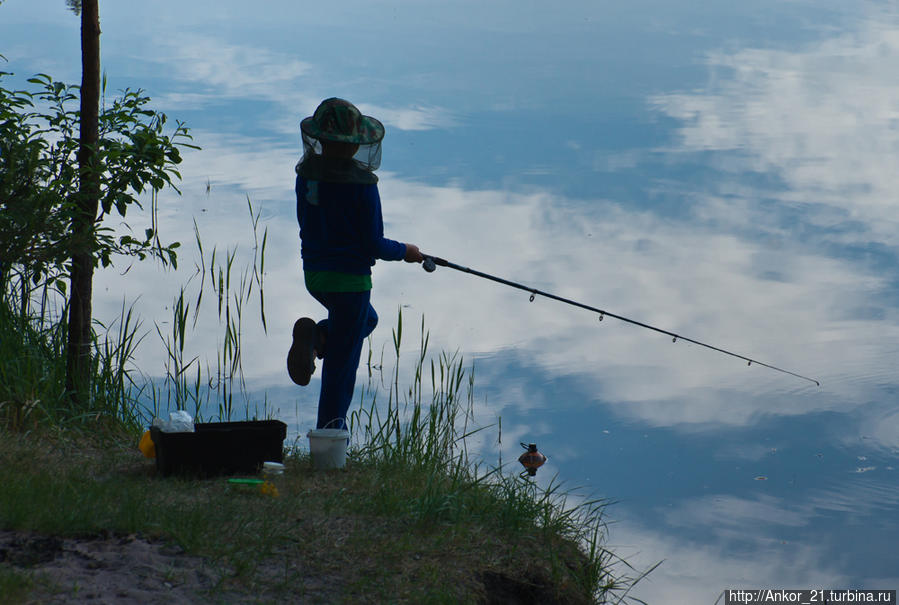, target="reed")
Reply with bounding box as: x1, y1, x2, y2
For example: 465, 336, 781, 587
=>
144, 197, 269, 424
347, 307, 641, 602
0, 268, 143, 434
